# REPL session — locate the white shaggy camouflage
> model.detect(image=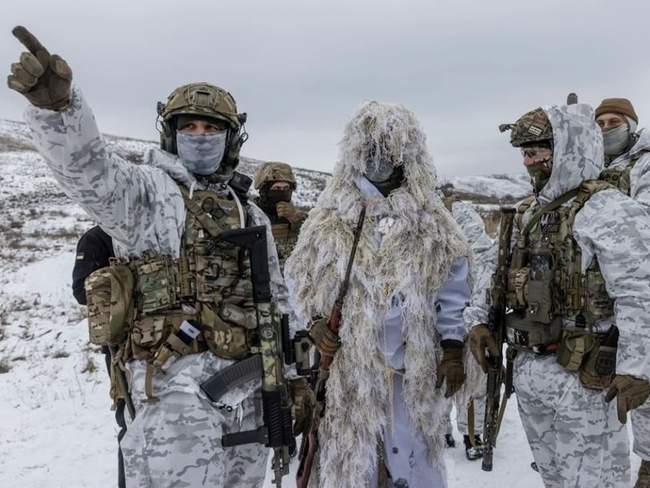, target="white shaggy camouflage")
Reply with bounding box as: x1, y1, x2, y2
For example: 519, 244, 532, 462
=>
468, 102, 650, 487
23, 86, 288, 488
284, 101, 477, 487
